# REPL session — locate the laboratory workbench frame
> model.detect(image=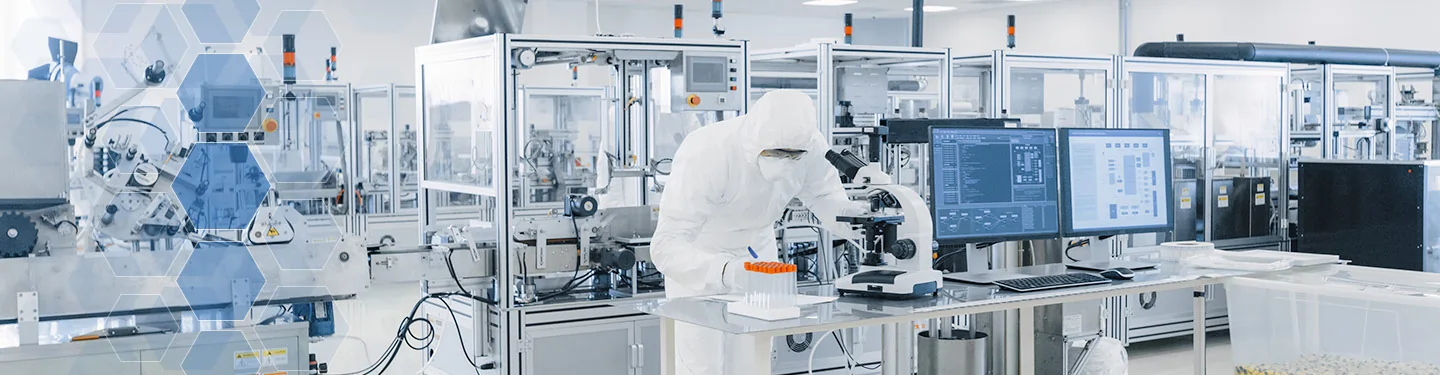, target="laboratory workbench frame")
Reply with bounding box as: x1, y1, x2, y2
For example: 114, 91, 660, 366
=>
650, 269, 1256, 375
